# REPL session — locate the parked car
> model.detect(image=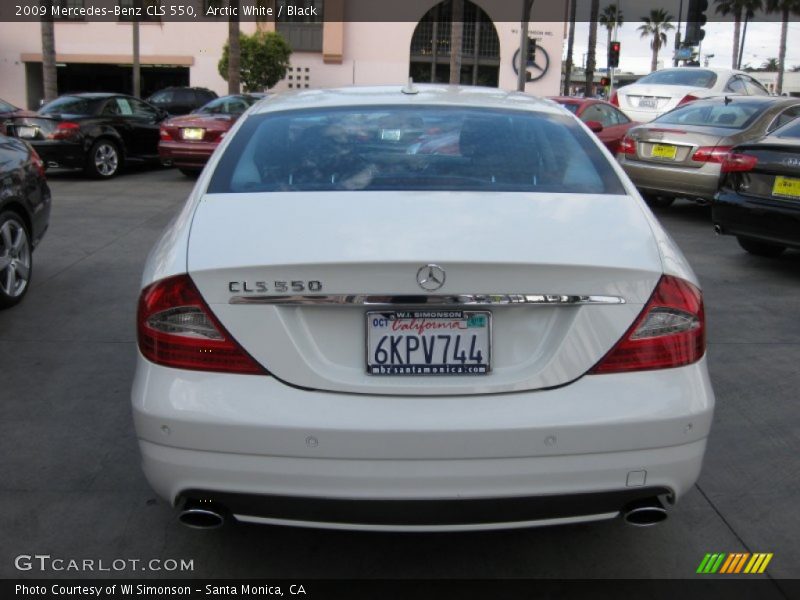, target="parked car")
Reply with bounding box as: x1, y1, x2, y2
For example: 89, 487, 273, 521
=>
159, 93, 265, 177
617, 96, 800, 207
0, 134, 51, 308
550, 96, 639, 154
713, 117, 800, 256
133, 85, 713, 531
1, 98, 35, 135
146, 87, 218, 116
6, 93, 167, 178
612, 67, 771, 123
